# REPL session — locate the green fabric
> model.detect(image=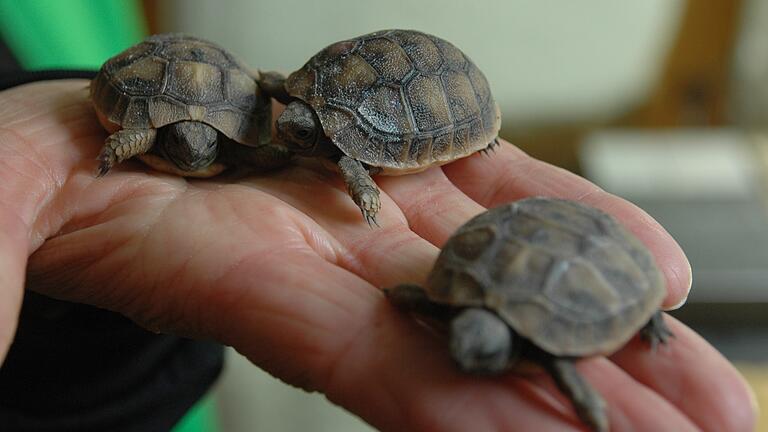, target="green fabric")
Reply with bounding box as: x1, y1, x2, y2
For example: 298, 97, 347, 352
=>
0, 0, 147, 69
0, 2, 220, 430
172, 396, 219, 432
